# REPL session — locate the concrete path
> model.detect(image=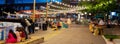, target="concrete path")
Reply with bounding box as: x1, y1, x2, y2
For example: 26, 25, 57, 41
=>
41, 24, 106, 44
